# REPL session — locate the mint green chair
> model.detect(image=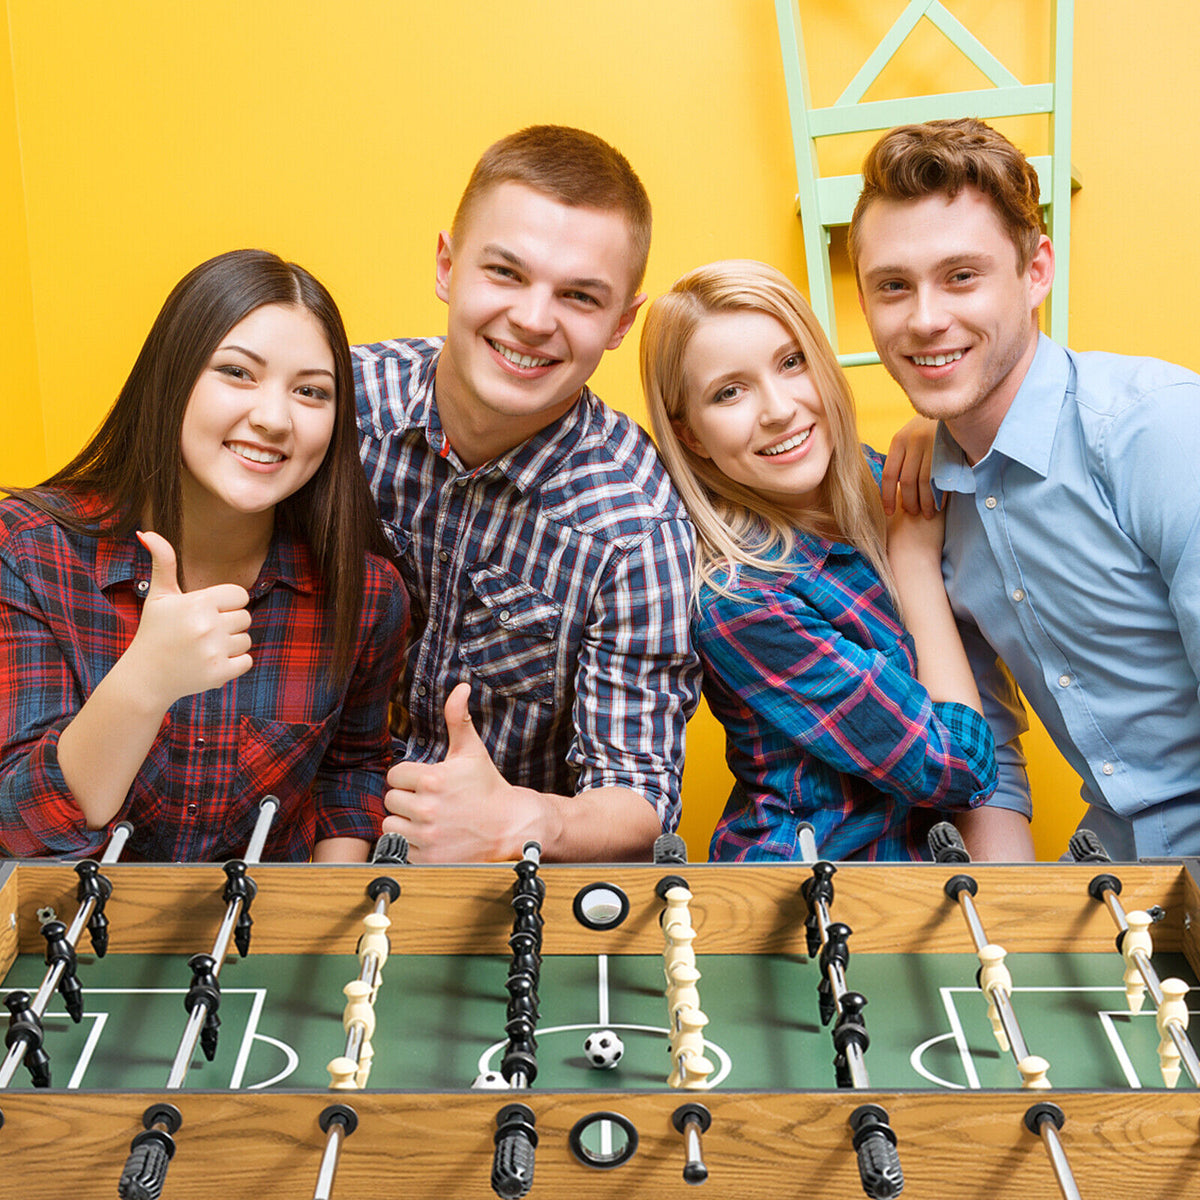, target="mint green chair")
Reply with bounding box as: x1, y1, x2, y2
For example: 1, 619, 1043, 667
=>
775, 0, 1078, 365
